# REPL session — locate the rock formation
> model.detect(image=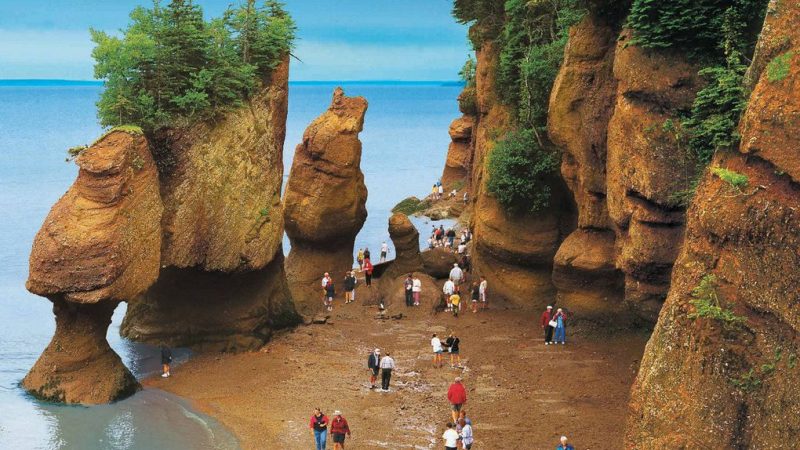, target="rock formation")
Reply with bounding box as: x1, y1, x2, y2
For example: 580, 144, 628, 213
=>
441, 115, 475, 189
627, 2, 800, 446
548, 10, 624, 320
122, 60, 298, 351
283, 87, 368, 315
24, 130, 162, 404
383, 213, 424, 278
